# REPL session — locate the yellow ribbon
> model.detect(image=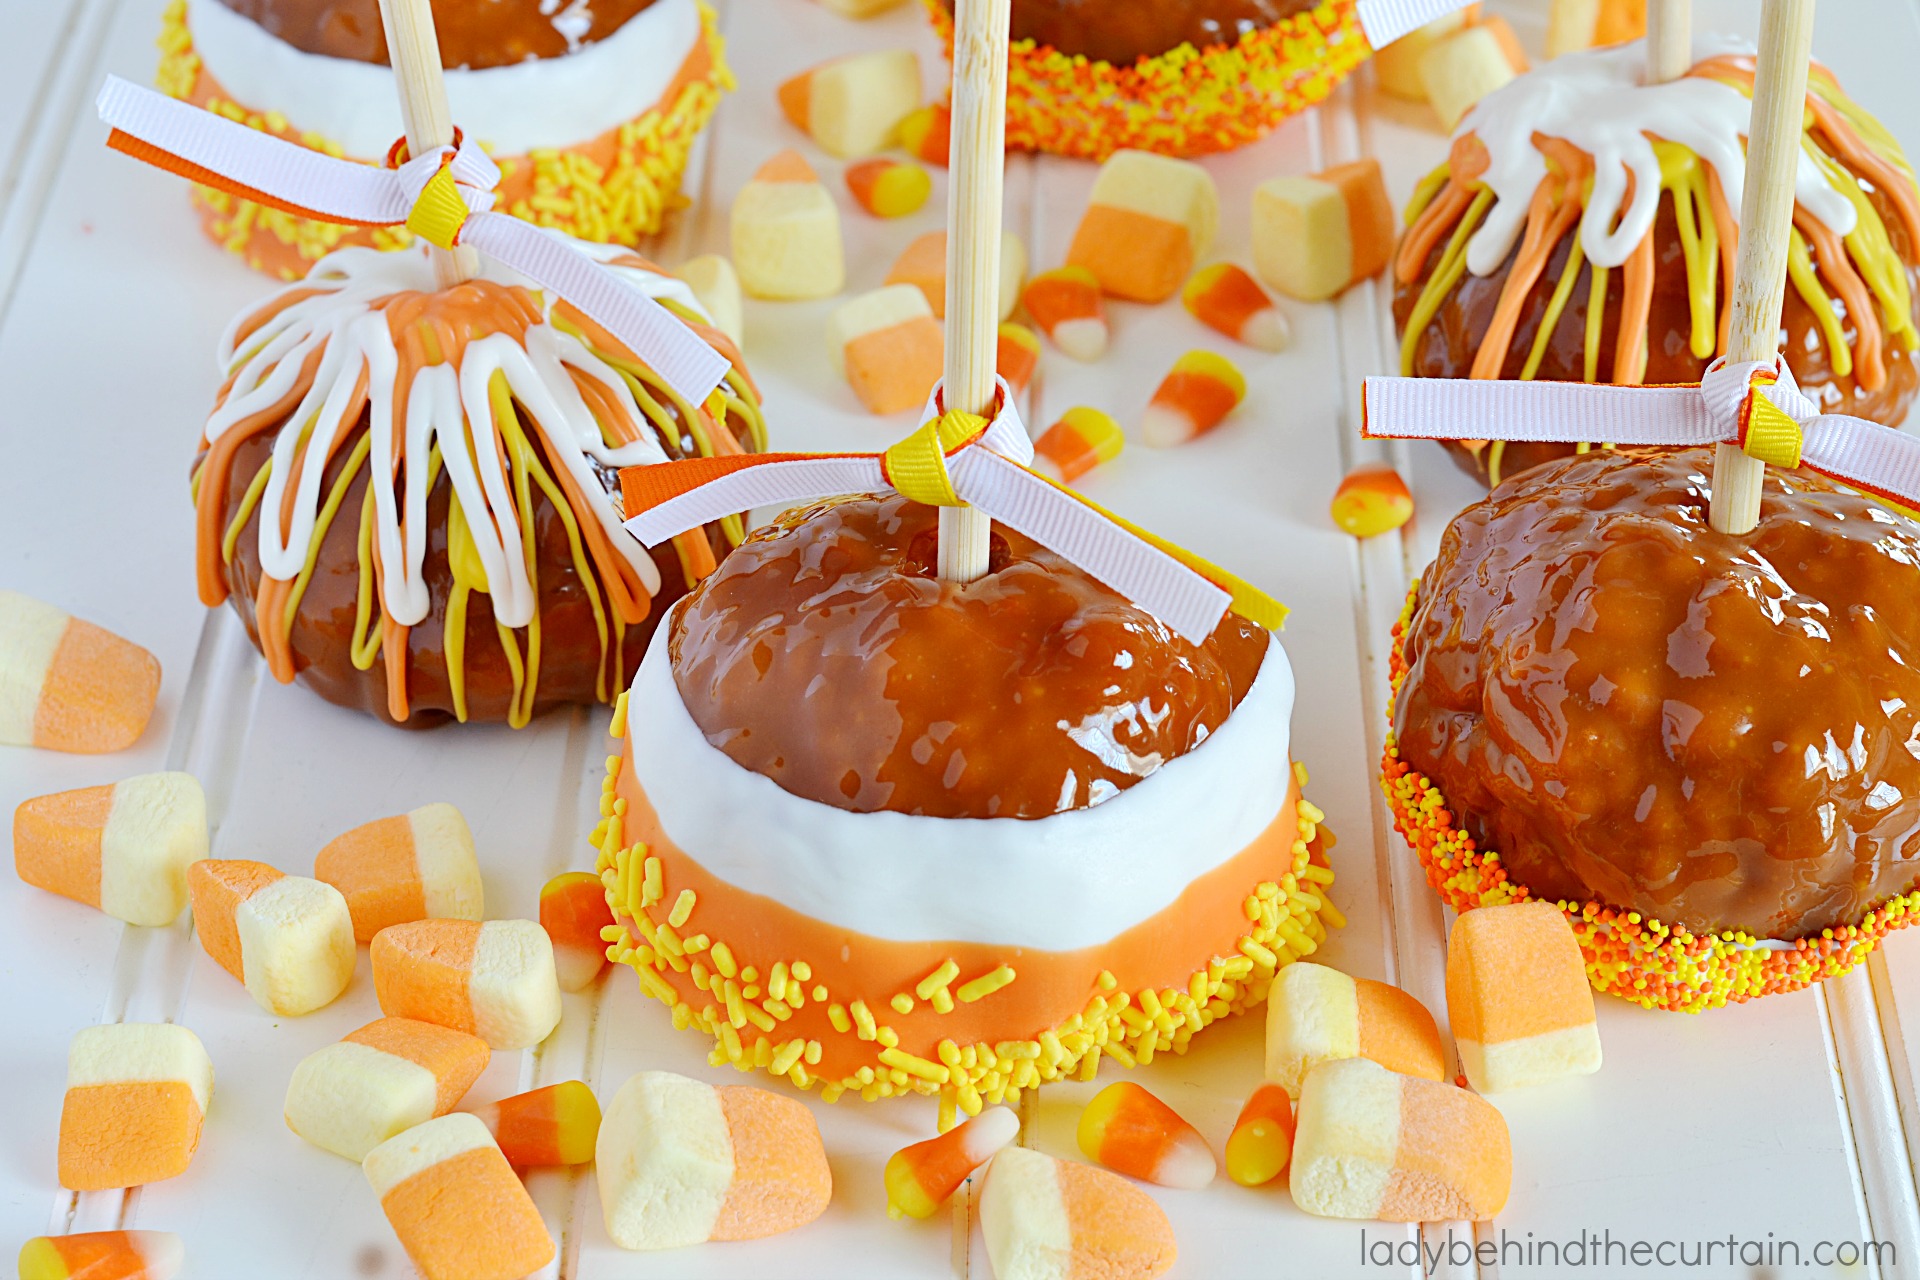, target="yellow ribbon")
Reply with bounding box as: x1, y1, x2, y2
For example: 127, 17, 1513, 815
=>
1740, 374, 1805, 469
882, 411, 986, 508
406, 162, 470, 251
